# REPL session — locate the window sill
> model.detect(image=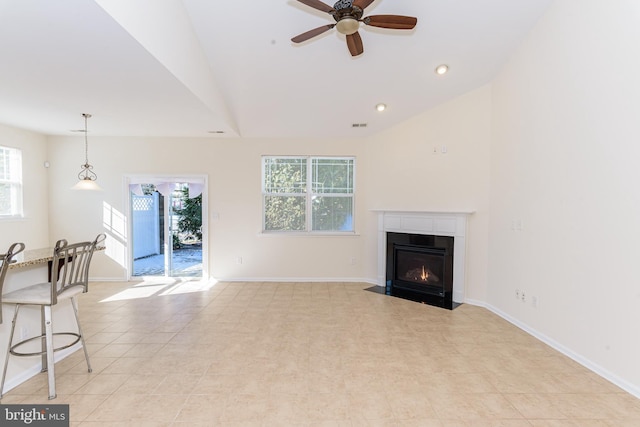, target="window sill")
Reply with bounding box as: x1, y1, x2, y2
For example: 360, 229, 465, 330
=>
259, 231, 360, 237
0, 215, 25, 222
